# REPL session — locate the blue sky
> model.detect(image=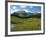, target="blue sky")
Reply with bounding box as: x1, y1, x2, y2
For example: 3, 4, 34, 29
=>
10, 5, 41, 14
